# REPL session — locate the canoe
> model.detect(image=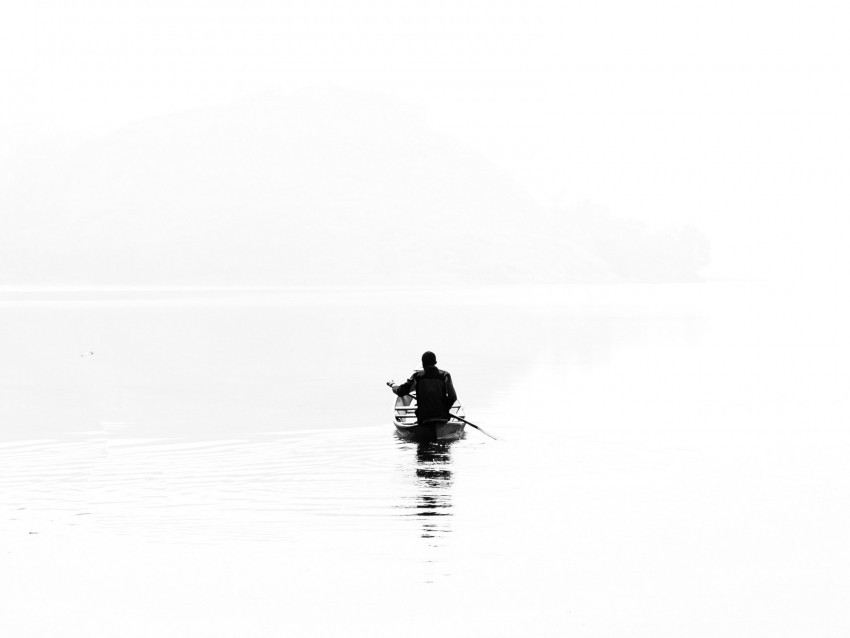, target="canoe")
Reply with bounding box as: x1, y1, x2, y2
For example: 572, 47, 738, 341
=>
393, 394, 466, 441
